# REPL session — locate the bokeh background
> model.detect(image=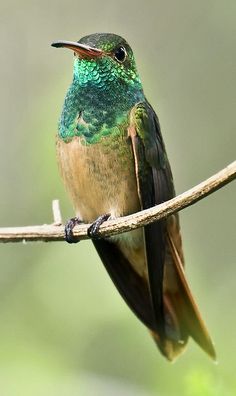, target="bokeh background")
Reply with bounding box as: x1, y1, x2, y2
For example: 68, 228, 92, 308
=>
0, 1, 235, 395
